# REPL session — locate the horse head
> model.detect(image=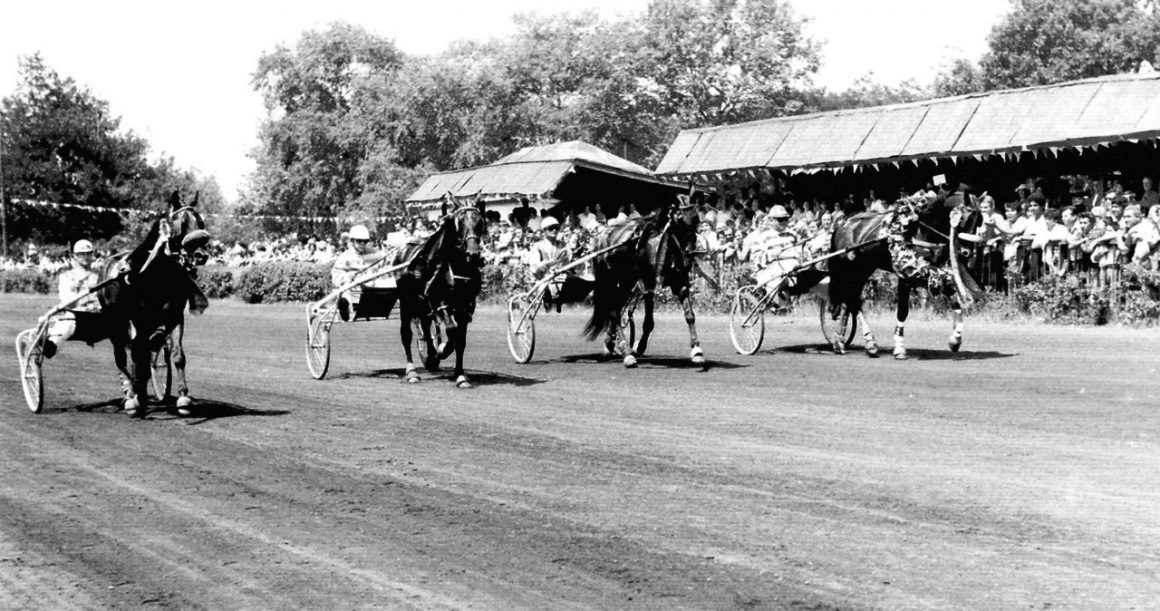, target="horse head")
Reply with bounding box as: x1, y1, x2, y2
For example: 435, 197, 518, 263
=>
167, 190, 212, 269
442, 203, 487, 264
